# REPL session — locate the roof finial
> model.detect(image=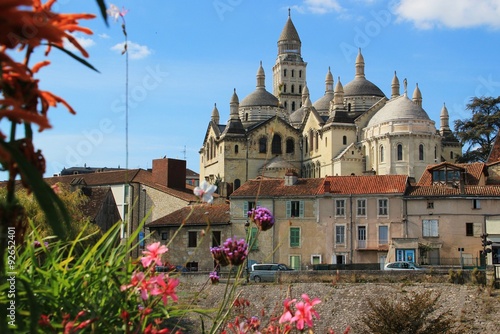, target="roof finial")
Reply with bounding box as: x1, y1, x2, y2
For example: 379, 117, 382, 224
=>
288, 8, 291, 17
403, 78, 408, 95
